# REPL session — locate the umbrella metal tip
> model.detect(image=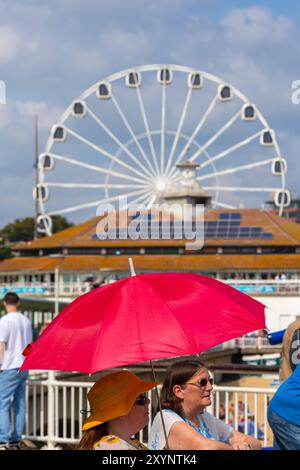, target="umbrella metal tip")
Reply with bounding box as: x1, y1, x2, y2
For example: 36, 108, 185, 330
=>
128, 258, 136, 276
